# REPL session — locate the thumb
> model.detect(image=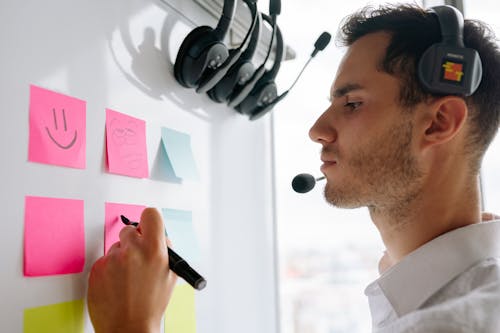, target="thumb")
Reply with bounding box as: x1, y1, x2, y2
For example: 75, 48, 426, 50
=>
138, 208, 166, 248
